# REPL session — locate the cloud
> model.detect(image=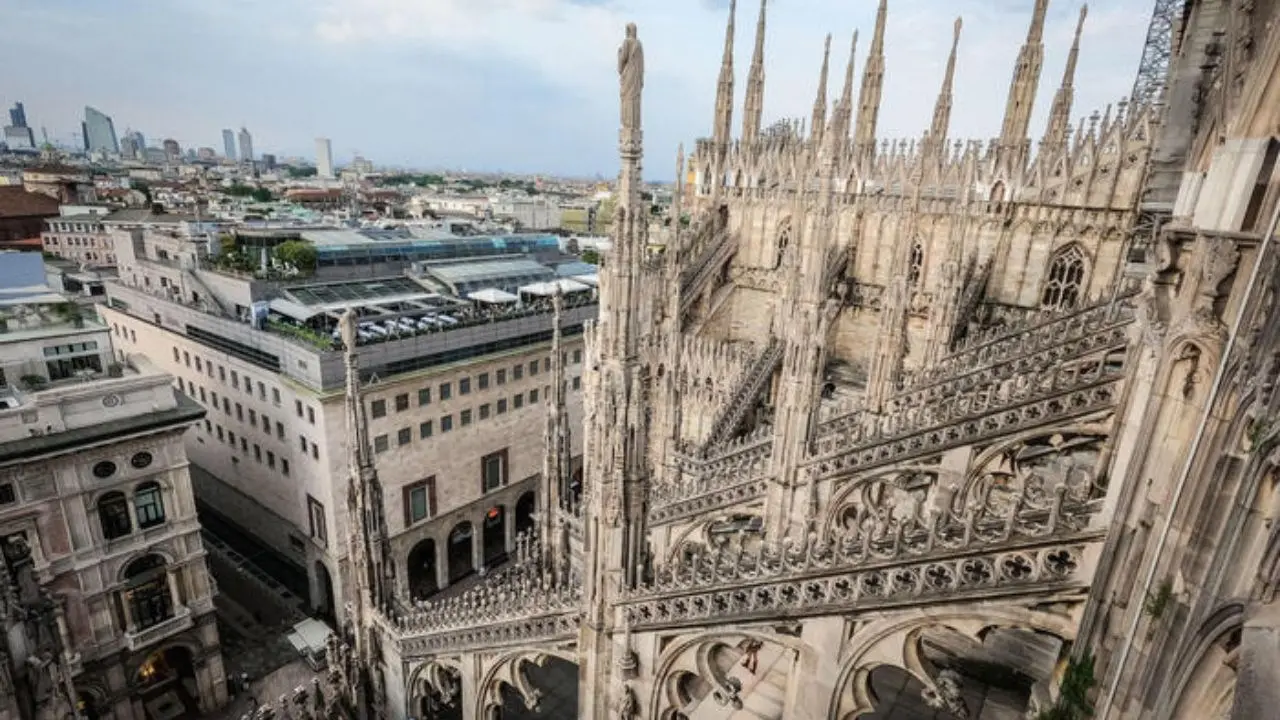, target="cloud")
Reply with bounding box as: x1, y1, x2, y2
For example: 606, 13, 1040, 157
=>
0, 0, 1153, 177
